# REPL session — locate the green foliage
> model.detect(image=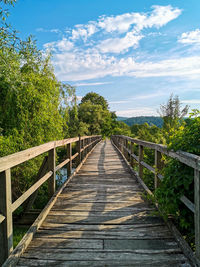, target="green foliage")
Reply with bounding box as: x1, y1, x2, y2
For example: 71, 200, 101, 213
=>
158, 94, 189, 141
112, 121, 131, 136
81, 92, 109, 110
0, 9, 74, 208
13, 226, 29, 248
78, 92, 115, 137
155, 110, 200, 247
122, 116, 163, 128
